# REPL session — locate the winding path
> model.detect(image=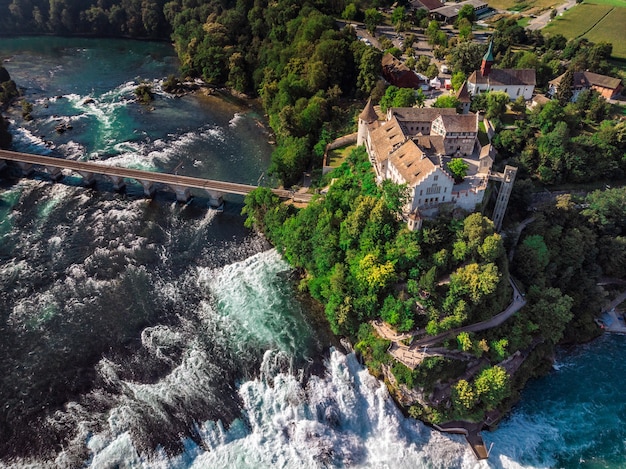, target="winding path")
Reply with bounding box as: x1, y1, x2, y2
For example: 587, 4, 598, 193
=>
410, 278, 526, 349
373, 278, 526, 369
